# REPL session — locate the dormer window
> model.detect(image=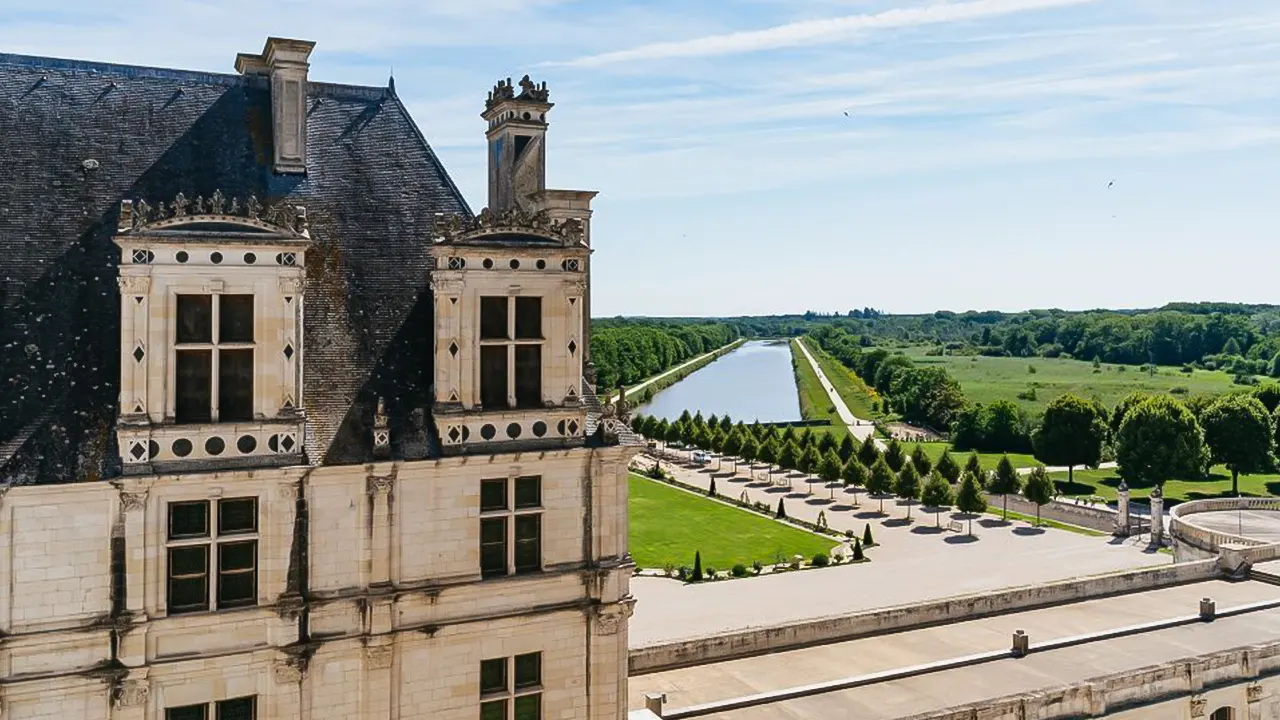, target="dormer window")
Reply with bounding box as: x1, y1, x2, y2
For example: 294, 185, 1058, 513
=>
479, 296, 543, 410
175, 294, 255, 424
